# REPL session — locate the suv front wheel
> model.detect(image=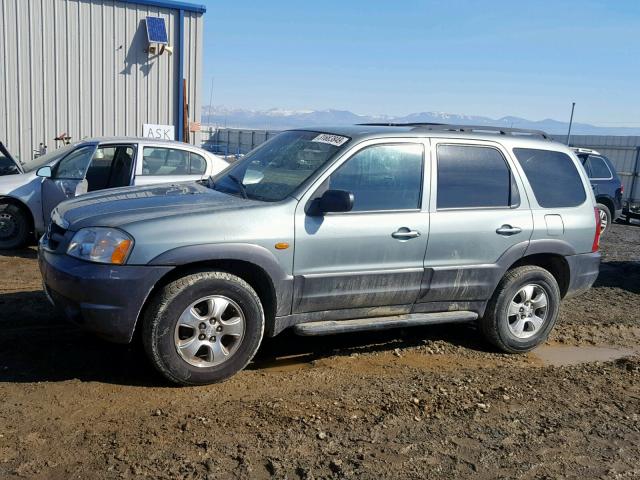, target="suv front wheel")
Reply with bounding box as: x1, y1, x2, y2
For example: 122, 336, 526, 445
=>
142, 270, 265, 385
481, 265, 560, 353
